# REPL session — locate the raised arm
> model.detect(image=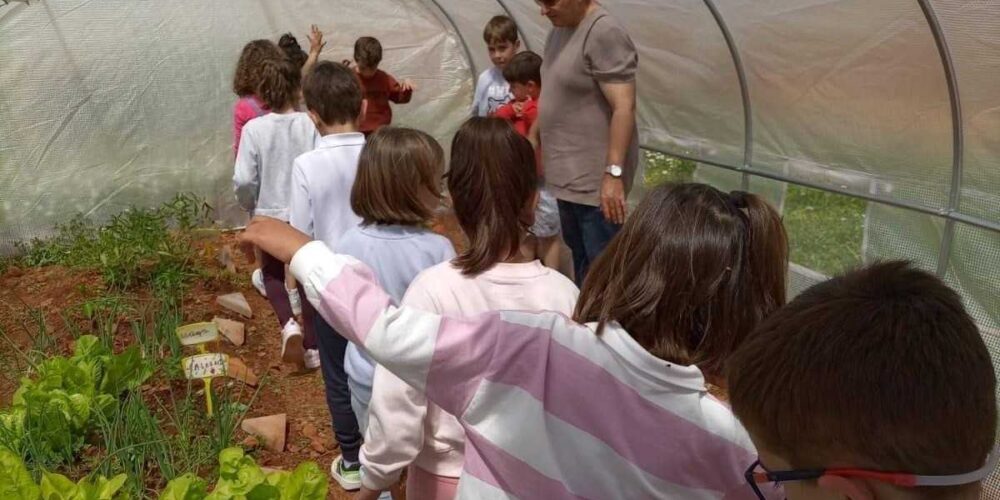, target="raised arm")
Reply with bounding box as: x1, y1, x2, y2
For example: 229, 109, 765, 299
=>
302, 25, 325, 76
240, 218, 566, 417
292, 240, 508, 416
